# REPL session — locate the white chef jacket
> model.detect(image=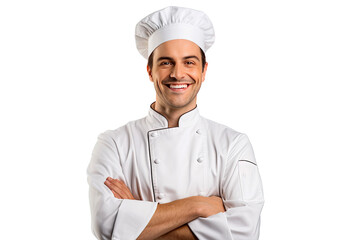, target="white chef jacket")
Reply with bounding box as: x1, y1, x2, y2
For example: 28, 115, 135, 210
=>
87, 106, 264, 240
